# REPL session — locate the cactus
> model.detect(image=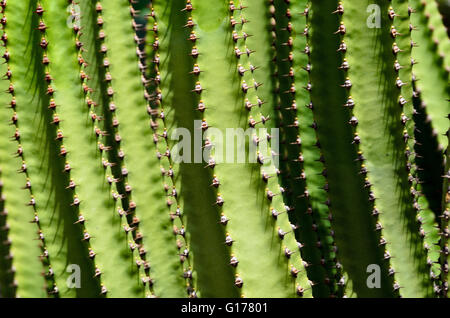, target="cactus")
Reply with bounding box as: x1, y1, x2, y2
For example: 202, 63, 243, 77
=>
0, 0, 448, 298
